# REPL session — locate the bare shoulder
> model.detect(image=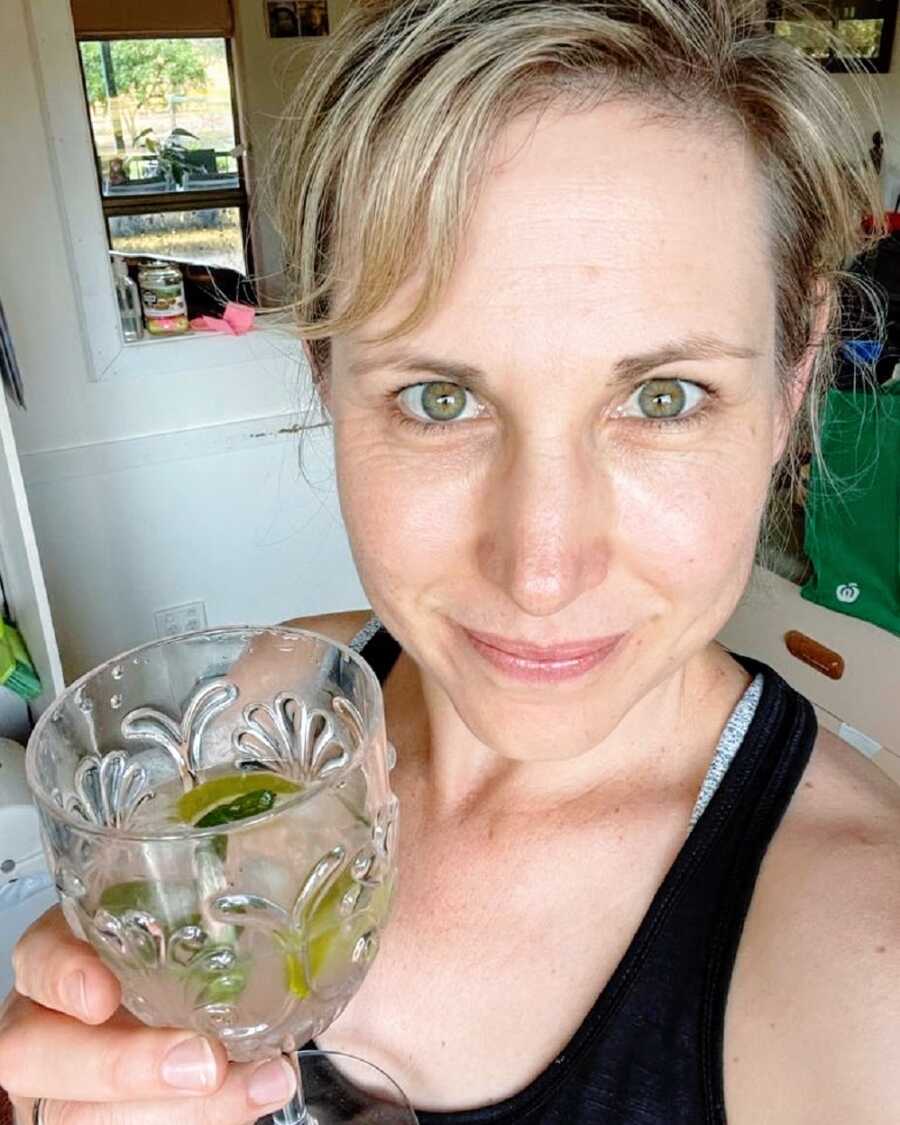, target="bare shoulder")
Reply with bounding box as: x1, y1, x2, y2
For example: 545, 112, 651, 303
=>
725, 727, 900, 1123
278, 609, 374, 647
780, 726, 900, 972
803, 725, 900, 823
